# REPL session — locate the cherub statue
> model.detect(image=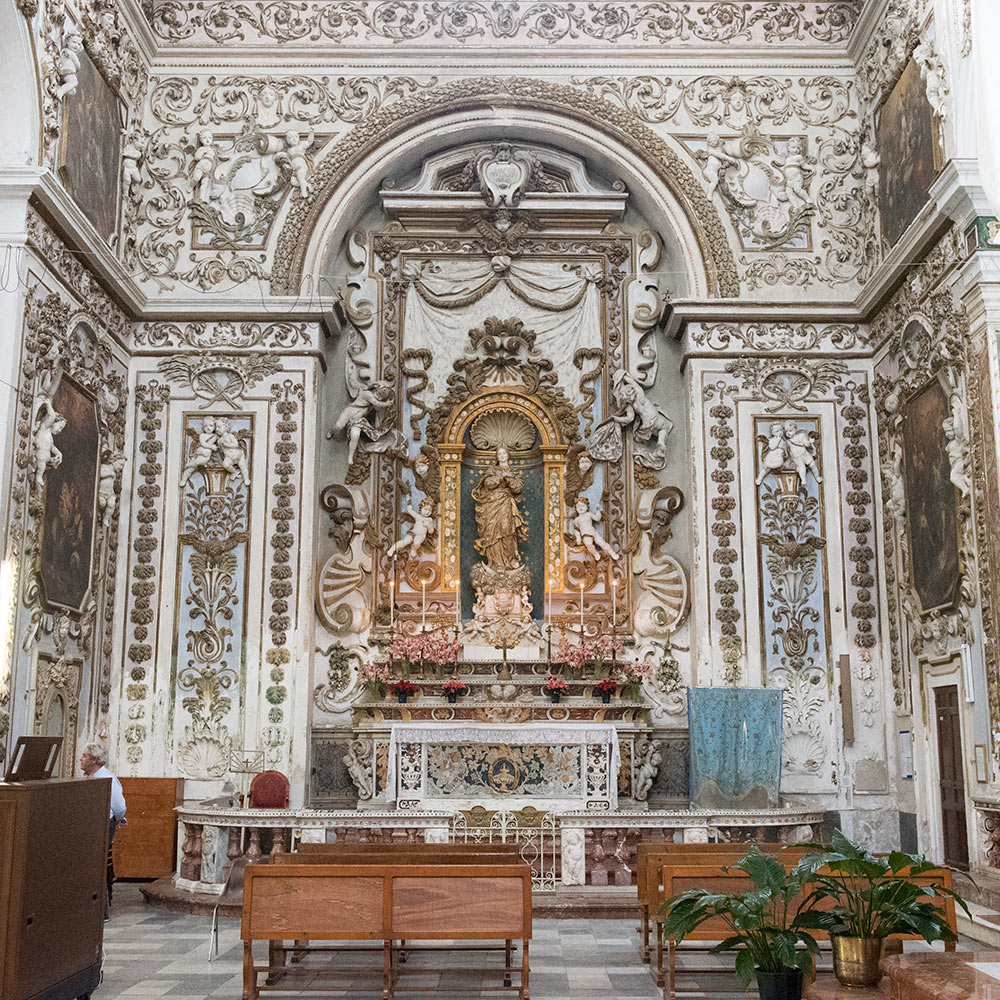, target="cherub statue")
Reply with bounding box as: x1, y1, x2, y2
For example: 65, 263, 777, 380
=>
54, 30, 83, 100
278, 129, 315, 198
331, 378, 404, 467
860, 140, 880, 197
179, 416, 217, 487
702, 131, 743, 201
885, 438, 906, 527
191, 129, 218, 201
570, 497, 620, 562
98, 453, 127, 529
757, 422, 821, 487
774, 136, 811, 209
121, 132, 143, 198
756, 423, 790, 486
589, 371, 673, 470
943, 371, 971, 495
34, 397, 66, 491
786, 426, 822, 485
387, 497, 435, 561
216, 417, 250, 485
914, 39, 950, 119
